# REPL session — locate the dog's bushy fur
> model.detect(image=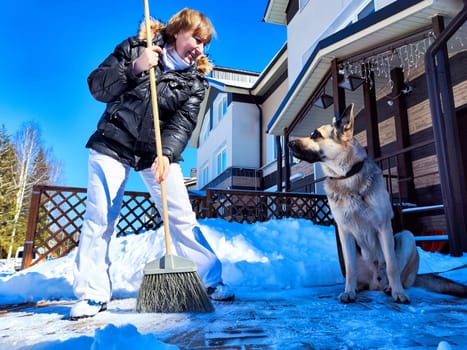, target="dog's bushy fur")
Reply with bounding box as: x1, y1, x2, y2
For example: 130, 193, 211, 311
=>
289, 104, 466, 303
